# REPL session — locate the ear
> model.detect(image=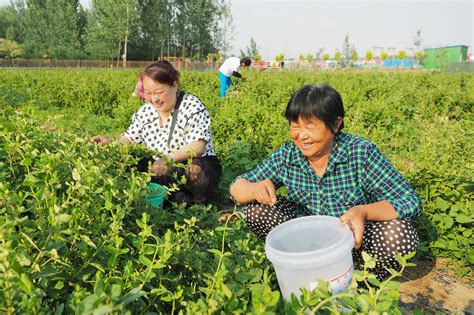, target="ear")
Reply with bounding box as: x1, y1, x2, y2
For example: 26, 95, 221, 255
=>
335, 117, 343, 132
